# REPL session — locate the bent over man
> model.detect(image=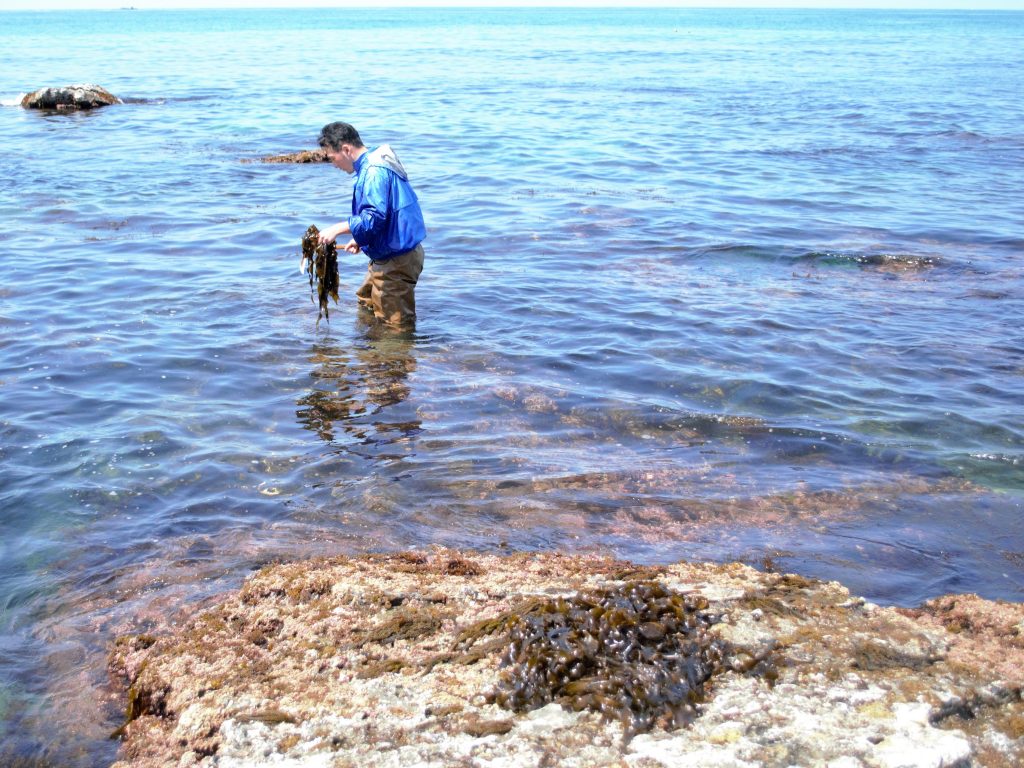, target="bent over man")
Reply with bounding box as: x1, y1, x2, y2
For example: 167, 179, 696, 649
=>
316, 122, 427, 327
